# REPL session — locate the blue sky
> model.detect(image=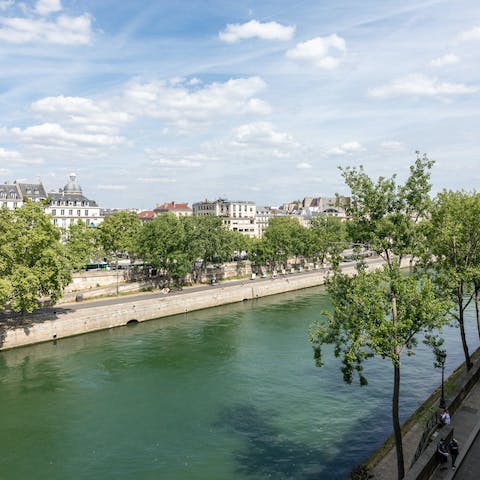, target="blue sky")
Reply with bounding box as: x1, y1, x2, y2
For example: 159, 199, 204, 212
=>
0, 0, 479, 209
